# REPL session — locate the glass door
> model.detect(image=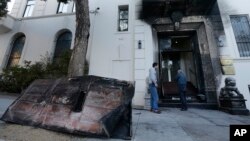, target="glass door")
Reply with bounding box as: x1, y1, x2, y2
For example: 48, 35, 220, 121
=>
161, 52, 180, 82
